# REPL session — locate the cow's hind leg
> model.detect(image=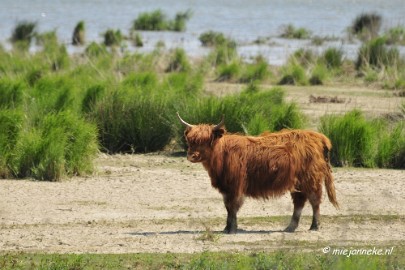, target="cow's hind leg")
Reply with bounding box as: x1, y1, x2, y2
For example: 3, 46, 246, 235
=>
223, 195, 244, 234
308, 190, 322, 231
285, 192, 307, 232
